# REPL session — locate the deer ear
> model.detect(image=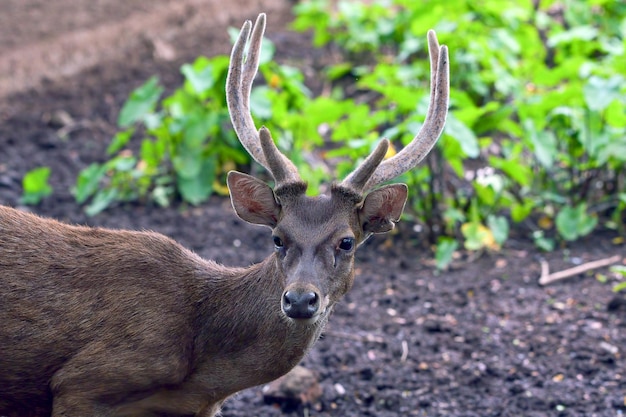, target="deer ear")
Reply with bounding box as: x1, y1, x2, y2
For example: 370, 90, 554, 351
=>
227, 171, 281, 227
359, 184, 408, 234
